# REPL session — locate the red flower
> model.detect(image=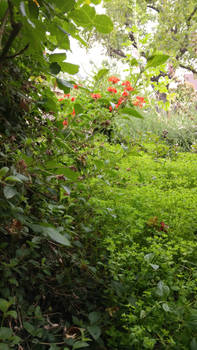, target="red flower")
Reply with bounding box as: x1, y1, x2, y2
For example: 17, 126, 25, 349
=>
108, 76, 120, 84
71, 97, 75, 102
122, 80, 131, 86
64, 94, 70, 98
122, 90, 129, 97
107, 87, 117, 93
63, 119, 68, 126
133, 96, 146, 108
91, 93, 101, 99
72, 108, 75, 116
109, 105, 113, 112
115, 97, 124, 108
136, 96, 146, 102
73, 84, 78, 89
58, 98, 64, 102
126, 85, 134, 91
